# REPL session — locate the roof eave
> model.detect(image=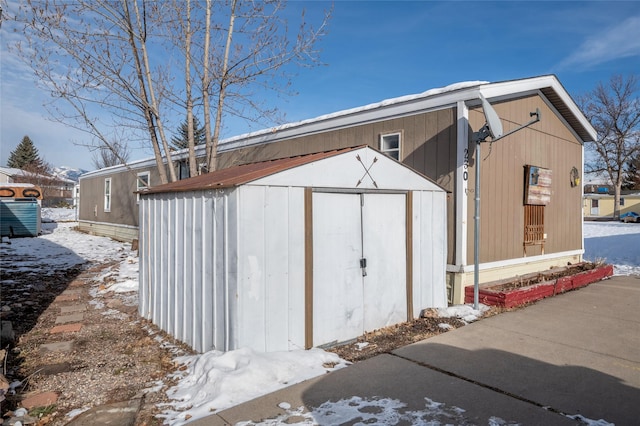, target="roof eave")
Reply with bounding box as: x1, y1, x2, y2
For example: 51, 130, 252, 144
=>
478, 75, 597, 142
